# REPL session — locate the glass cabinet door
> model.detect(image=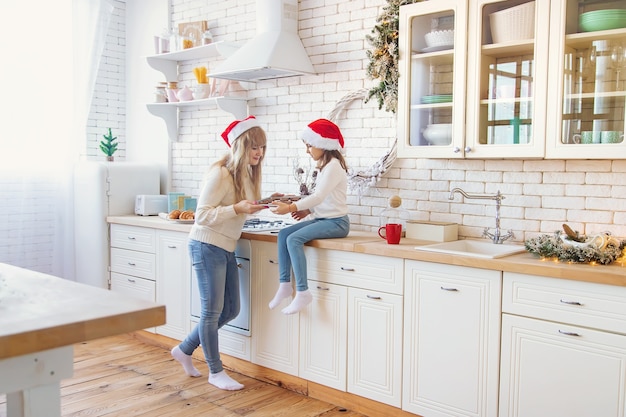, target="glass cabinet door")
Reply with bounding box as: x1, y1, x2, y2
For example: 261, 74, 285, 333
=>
397, 0, 468, 158
546, 0, 626, 159
465, 0, 550, 158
